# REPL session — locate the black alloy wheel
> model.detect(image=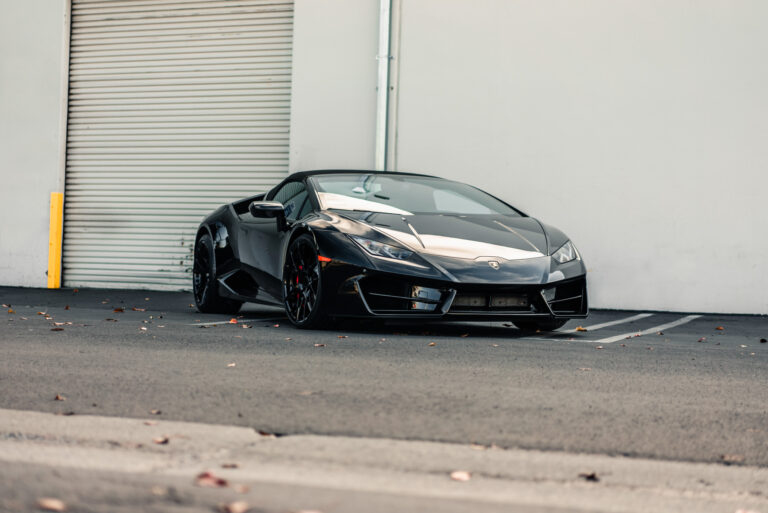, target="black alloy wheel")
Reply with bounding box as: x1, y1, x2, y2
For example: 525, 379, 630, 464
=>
283, 234, 327, 328
193, 233, 242, 314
